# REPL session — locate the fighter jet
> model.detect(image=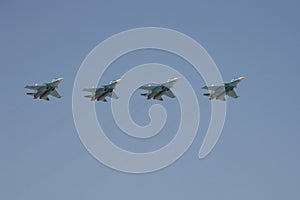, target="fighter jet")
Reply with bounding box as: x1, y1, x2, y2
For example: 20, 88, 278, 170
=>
202, 76, 245, 101
82, 79, 121, 102
25, 77, 64, 101
139, 77, 181, 101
